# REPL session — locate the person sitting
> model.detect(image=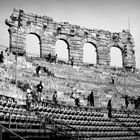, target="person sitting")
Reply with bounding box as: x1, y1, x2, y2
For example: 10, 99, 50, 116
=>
43, 67, 48, 73
5, 48, 9, 56
70, 92, 74, 99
